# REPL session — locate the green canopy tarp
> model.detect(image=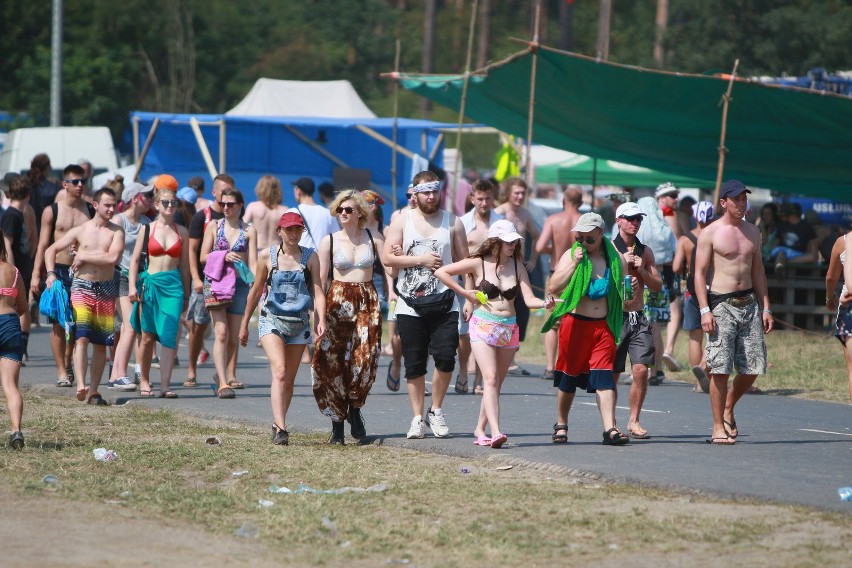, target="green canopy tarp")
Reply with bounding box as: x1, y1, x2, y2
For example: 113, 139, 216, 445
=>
396, 47, 852, 200
535, 153, 713, 187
